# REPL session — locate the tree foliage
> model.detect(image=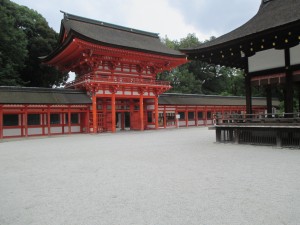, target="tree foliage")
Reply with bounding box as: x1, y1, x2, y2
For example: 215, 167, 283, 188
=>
0, 0, 68, 87
160, 33, 246, 96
